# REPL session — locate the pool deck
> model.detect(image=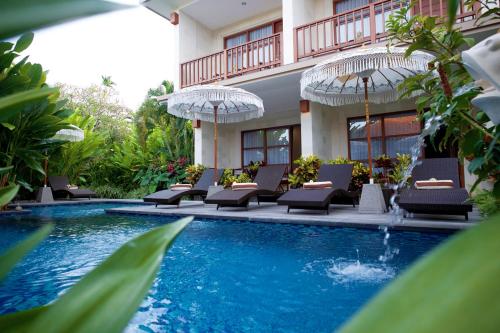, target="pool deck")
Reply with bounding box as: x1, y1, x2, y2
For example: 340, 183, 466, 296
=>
11, 199, 479, 232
